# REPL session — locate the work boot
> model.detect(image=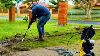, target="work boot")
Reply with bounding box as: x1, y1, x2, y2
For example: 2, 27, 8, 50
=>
34, 38, 44, 41
34, 35, 44, 41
